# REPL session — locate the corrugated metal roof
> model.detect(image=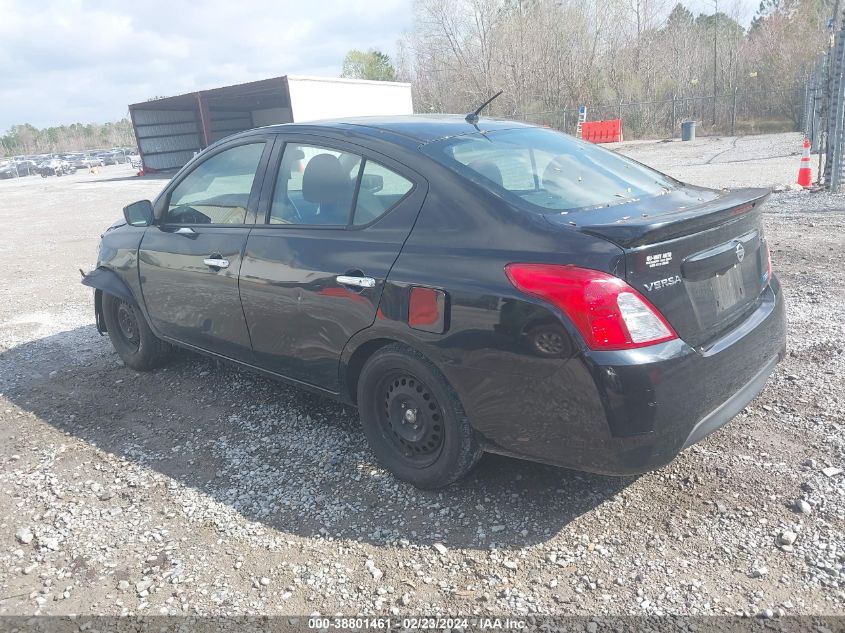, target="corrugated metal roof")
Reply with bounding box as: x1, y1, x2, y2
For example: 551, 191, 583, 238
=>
130, 76, 290, 112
